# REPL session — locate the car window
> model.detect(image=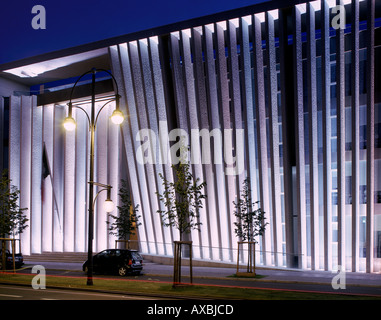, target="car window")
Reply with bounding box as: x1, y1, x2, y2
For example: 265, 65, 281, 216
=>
119, 250, 129, 257
131, 252, 142, 260
97, 250, 108, 257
